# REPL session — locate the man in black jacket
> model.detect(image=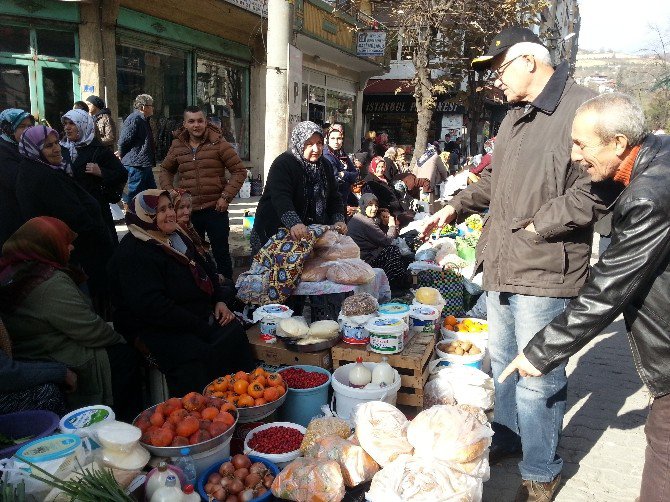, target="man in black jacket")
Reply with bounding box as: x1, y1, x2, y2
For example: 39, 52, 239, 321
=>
500, 93, 670, 502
